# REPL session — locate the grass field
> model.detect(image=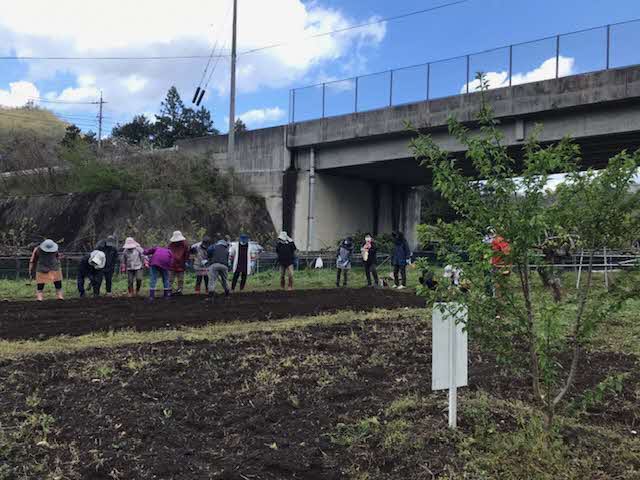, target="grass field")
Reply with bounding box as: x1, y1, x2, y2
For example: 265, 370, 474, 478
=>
0, 265, 422, 301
